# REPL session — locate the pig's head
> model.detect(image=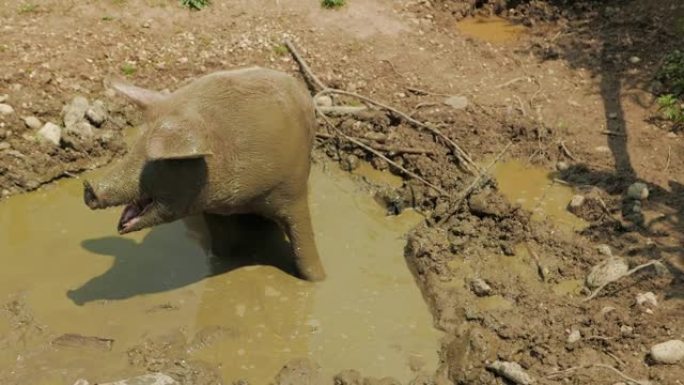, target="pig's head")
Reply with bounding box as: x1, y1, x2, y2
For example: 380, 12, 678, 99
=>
84, 79, 212, 234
